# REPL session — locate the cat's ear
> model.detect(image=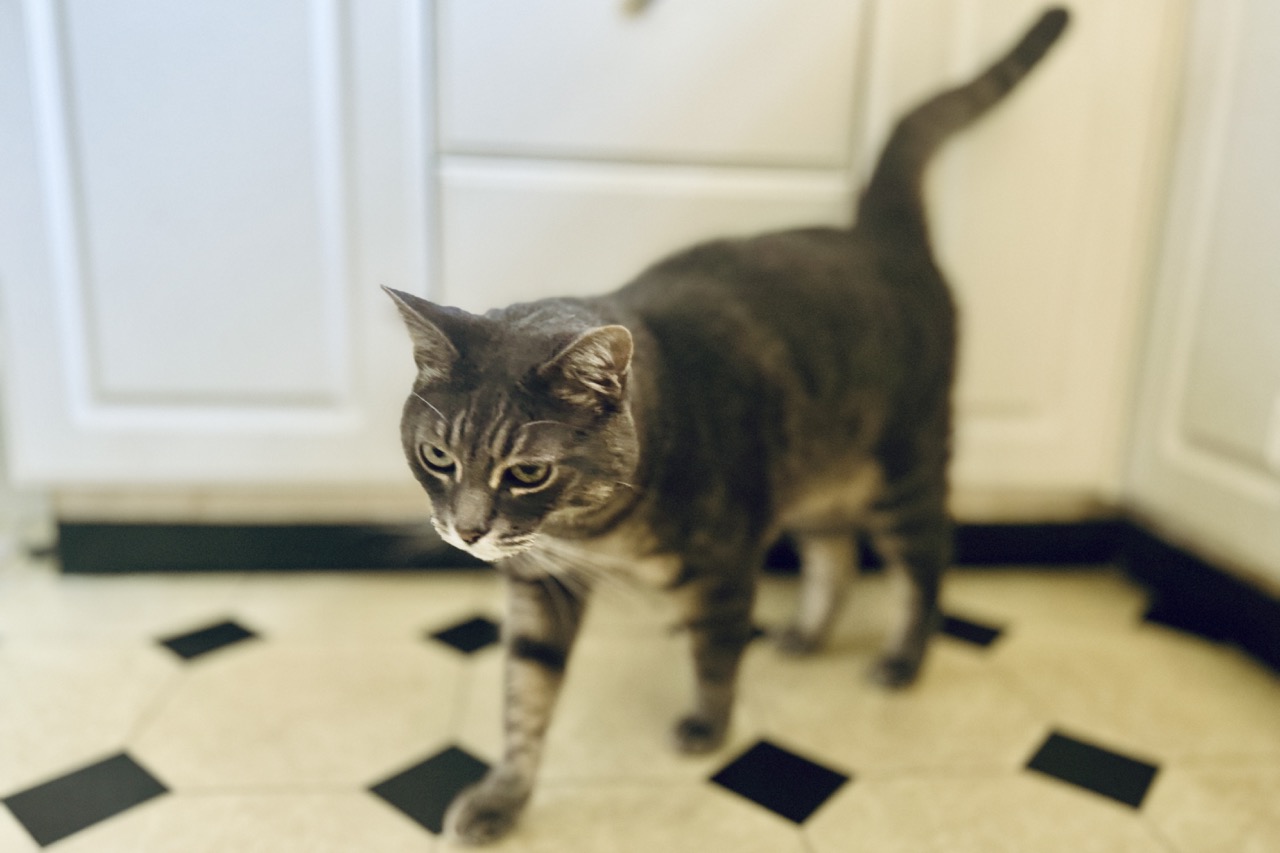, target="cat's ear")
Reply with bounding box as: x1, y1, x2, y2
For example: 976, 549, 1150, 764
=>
383, 286, 460, 384
538, 325, 633, 413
